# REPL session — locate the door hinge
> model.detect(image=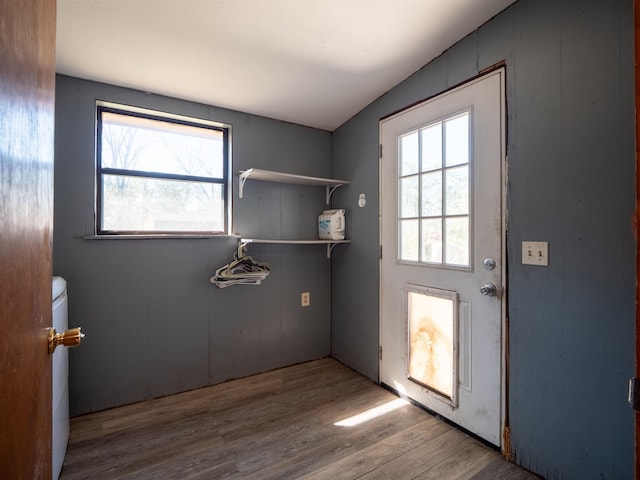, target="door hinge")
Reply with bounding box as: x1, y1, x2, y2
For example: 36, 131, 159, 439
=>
379, 345, 383, 361
379, 144, 383, 159
629, 378, 640, 410
379, 245, 382, 259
